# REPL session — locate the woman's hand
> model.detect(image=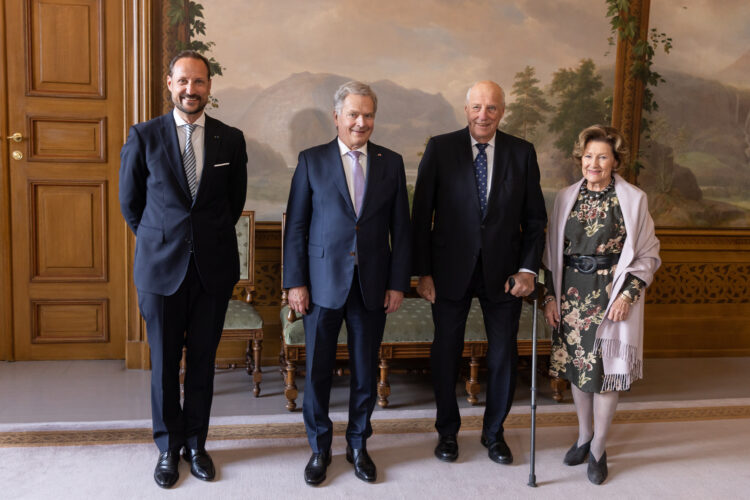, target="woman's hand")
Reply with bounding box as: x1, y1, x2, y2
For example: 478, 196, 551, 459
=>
543, 298, 560, 328
607, 295, 631, 322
